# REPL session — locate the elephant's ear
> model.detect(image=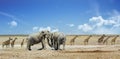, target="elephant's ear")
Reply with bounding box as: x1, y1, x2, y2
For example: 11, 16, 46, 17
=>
51, 33, 54, 39
41, 31, 44, 33
47, 30, 50, 33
